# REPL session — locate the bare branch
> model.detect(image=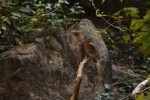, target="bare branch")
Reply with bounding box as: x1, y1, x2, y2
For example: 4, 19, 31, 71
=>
131, 78, 150, 97
40, 6, 59, 17
70, 57, 90, 100
112, 67, 144, 79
